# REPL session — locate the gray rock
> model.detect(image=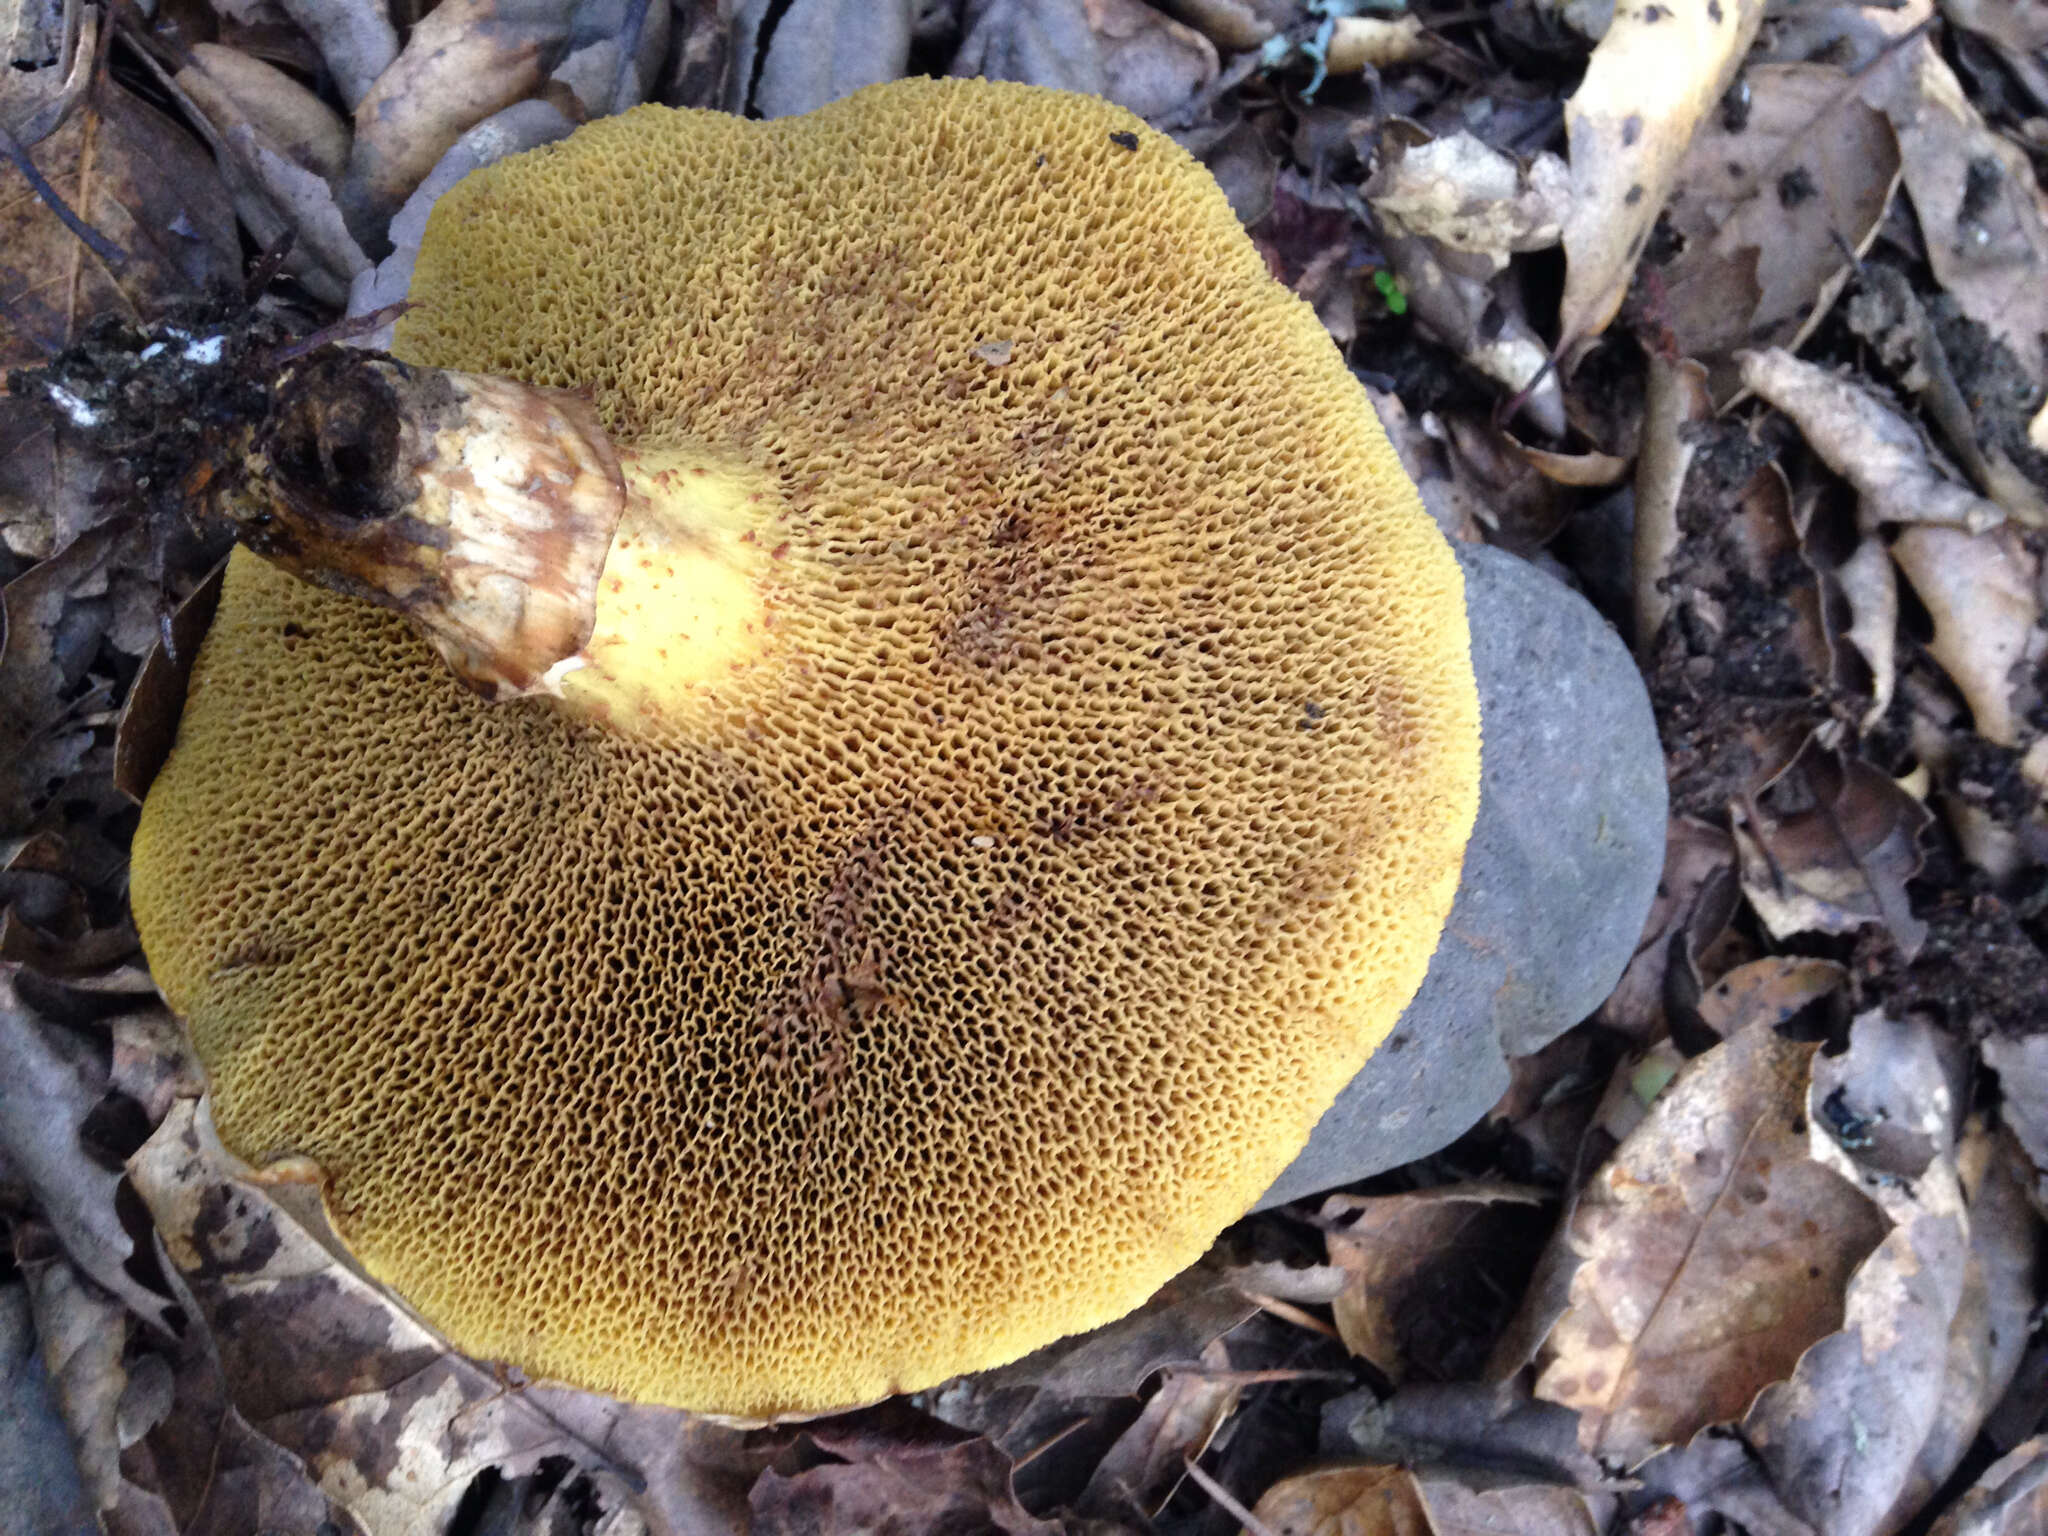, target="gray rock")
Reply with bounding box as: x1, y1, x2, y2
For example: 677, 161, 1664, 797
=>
1258, 543, 1666, 1208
